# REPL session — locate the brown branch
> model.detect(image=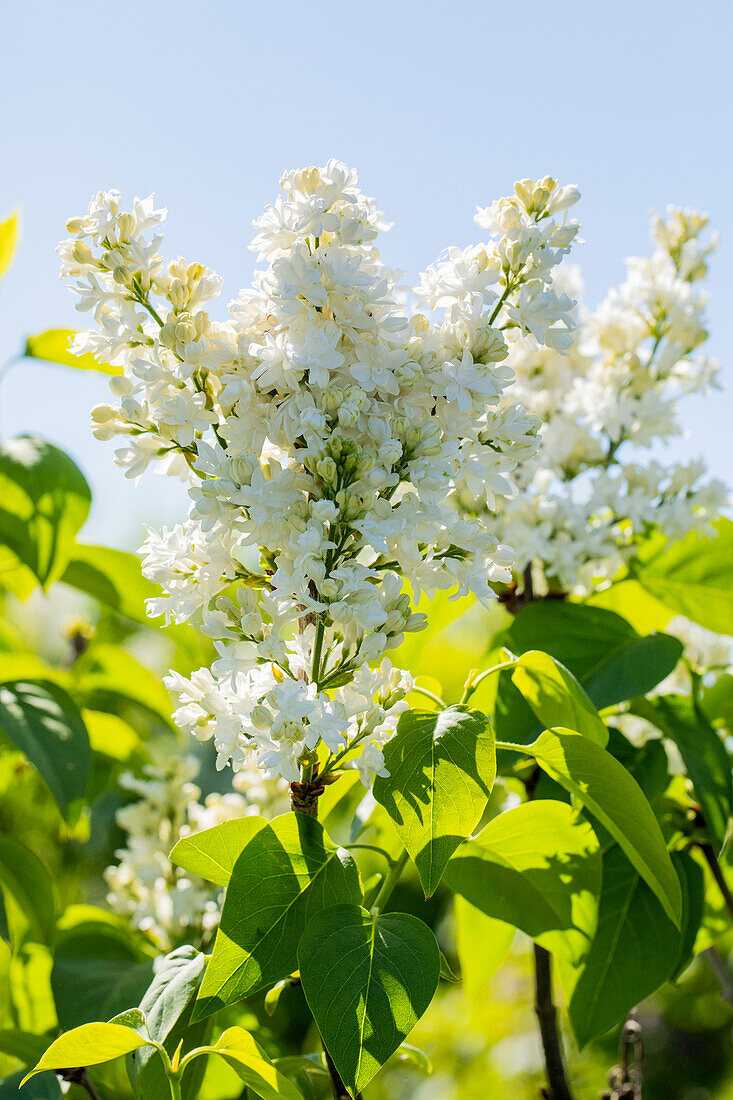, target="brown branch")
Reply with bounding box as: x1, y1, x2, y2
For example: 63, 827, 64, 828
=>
59, 1068, 103, 1100
533, 945, 575, 1100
